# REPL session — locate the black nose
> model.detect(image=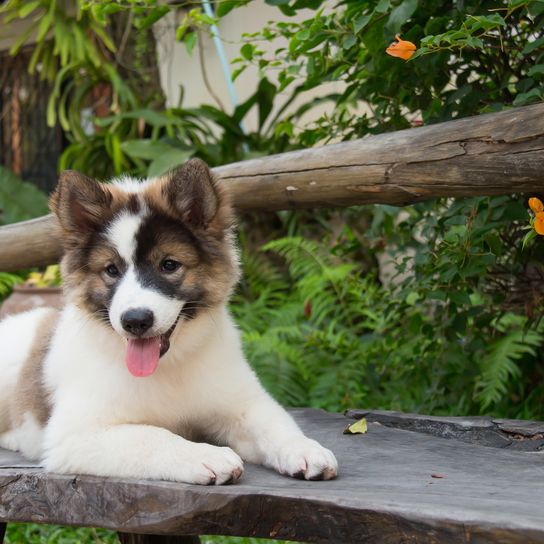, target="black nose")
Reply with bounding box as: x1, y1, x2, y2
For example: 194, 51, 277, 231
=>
121, 308, 154, 336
